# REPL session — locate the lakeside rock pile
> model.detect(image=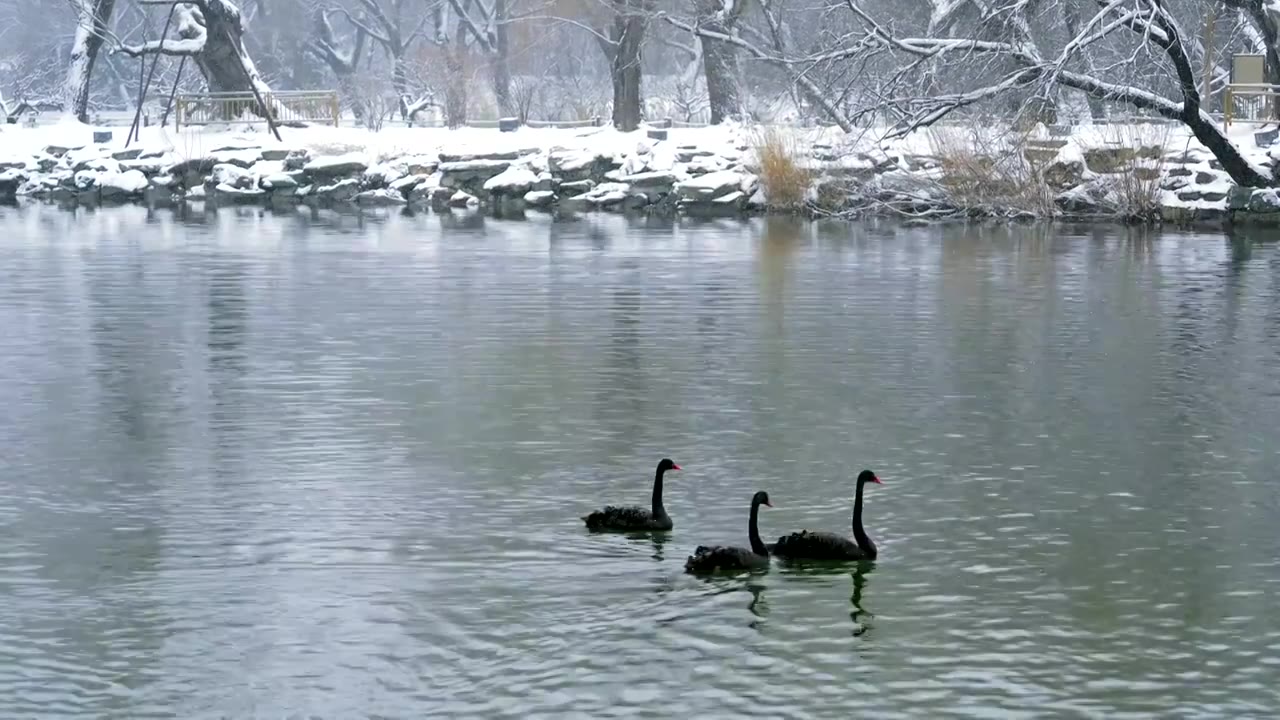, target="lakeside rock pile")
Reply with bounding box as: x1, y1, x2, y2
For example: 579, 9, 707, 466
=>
0, 139, 777, 216
0, 130, 1276, 224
